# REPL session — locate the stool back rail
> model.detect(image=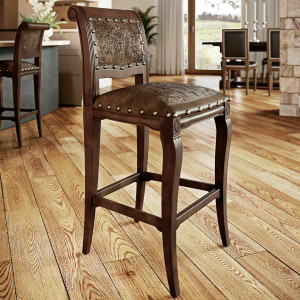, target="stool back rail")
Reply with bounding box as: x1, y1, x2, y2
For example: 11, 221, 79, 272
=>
0, 22, 50, 147
68, 6, 232, 298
